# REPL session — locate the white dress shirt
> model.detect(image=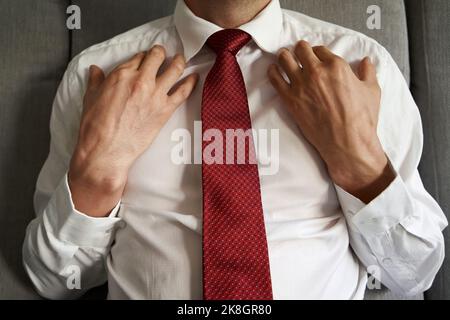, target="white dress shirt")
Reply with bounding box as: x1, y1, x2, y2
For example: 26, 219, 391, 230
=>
23, 0, 447, 300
